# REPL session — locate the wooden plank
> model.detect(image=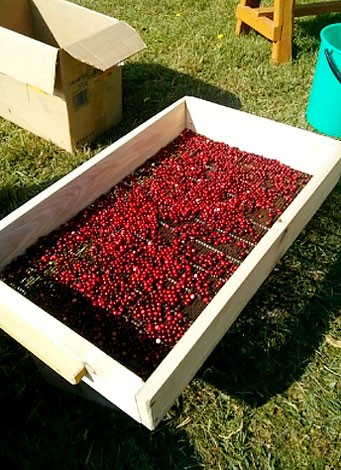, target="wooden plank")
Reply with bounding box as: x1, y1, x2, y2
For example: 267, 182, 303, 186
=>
254, 2, 341, 19
136, 145, 341, 429
0, 99, 186, 270
236, 0, 261, 35
236, 5, 281, 41
295, 1, 341, 17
